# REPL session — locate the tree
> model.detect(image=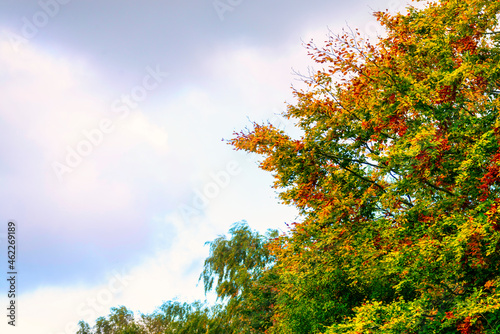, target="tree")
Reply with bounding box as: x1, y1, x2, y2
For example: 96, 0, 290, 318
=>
140, 300, 229, 334
76, 321, 92, 334
75, 223, 275, 334
92, 306, 142, 334
230, 0, 500, 332
76, 301, 229, 334
200, 221, 279, 333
